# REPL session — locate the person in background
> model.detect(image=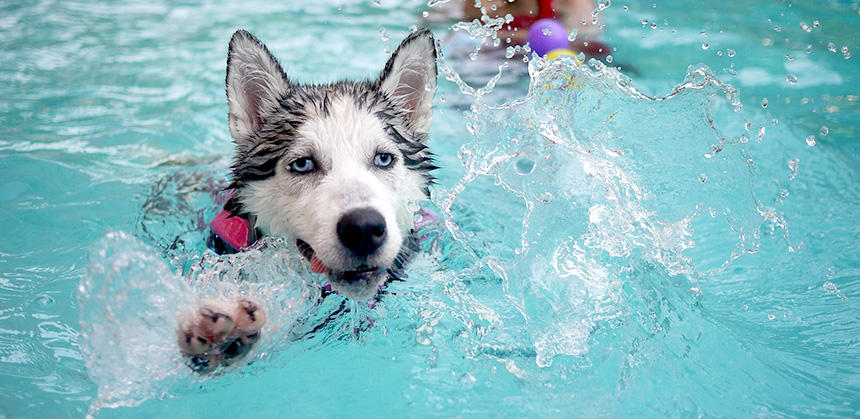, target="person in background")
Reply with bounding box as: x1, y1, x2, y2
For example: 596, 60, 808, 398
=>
461, 0, 609, 58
